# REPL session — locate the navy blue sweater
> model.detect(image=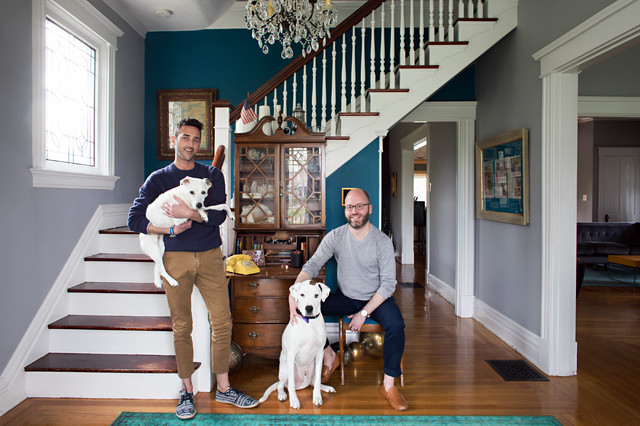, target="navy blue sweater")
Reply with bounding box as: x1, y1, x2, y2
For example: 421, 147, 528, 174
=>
128, 162, 228, 252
